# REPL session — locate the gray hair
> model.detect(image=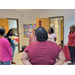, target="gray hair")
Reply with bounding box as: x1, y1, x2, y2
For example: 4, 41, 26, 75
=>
70, 24, 75, 32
